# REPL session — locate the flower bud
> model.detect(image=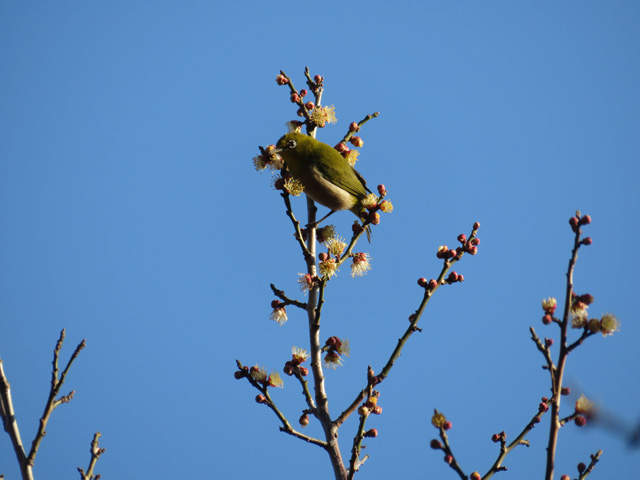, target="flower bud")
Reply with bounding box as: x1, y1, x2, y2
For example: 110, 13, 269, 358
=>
298, 366, 309, 376
582, 237, 592, 246
491, 433, 500, 443
369, 212, 381, 225
349, 122, 360, 132
473, 221, 480, 230
577, 462, 586, 473
579, 214, 591, 225
569, 216, 579, 231
299, 414, 309, 427
580, 294, 594, 305
428, 279, 438, 290
334, 142, 348, 154
418, 278, 429, 288
457, 234, 467, 243
275, 74, 288, 85
325, 336, 338, 347
234, 370, 246, 379
318, 252, 329, 262
561, 387, 571, 396
575, 415, 587, 427
290, 93, 300, 103
314, 74, 323, 83
349, 136, 364, 147
443, 421, 452, 430
377, 184, 386, 195
444, 454, 453, 464
271, 300, 282, 309
372, 405, 383, 415
542, 314, 553, 325
299, 89, 308, 97
305, 101, 314, 110
470, 473, 481, 480
364, 428, 378, 438
430, 439, 442, 449
256, 394, 267, 404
